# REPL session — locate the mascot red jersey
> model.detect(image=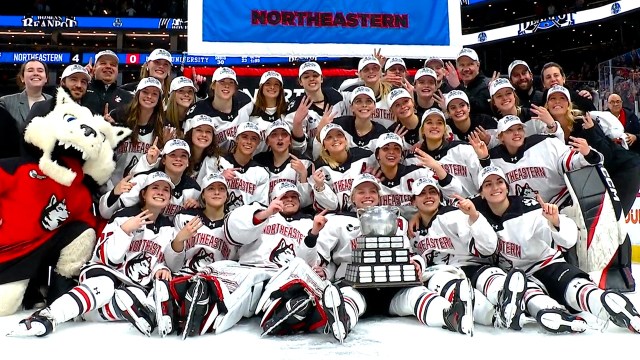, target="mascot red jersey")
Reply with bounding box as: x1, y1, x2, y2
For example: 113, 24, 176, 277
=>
0, 89, 131, 315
